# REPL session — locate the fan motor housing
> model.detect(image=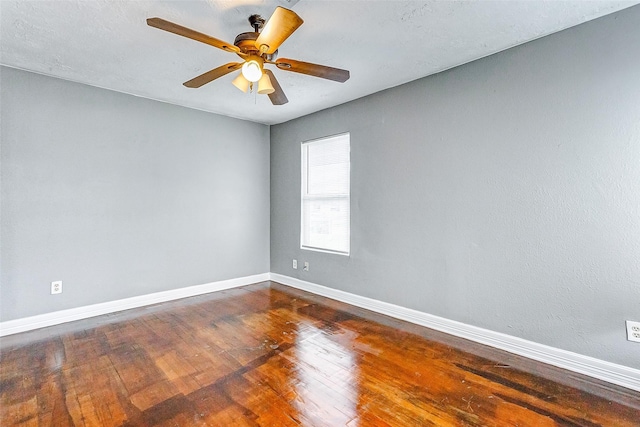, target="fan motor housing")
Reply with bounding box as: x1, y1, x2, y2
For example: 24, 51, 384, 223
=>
234, 32, 278, 60
234, 32, 259, 53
